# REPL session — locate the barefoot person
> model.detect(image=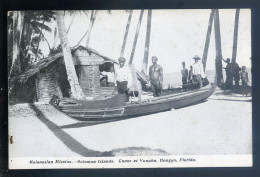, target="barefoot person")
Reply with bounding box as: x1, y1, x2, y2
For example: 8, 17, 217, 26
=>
191, 55, 205, 88
115, 57, 132, 102
149, 56, 163, 97
222, 58, 233, 89
241, 66, 249, 96
181, 62, 188, 91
